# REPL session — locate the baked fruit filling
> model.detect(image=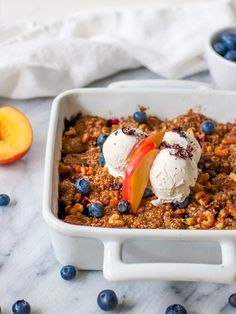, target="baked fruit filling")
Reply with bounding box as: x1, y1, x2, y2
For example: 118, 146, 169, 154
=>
58, 109, 236, 229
